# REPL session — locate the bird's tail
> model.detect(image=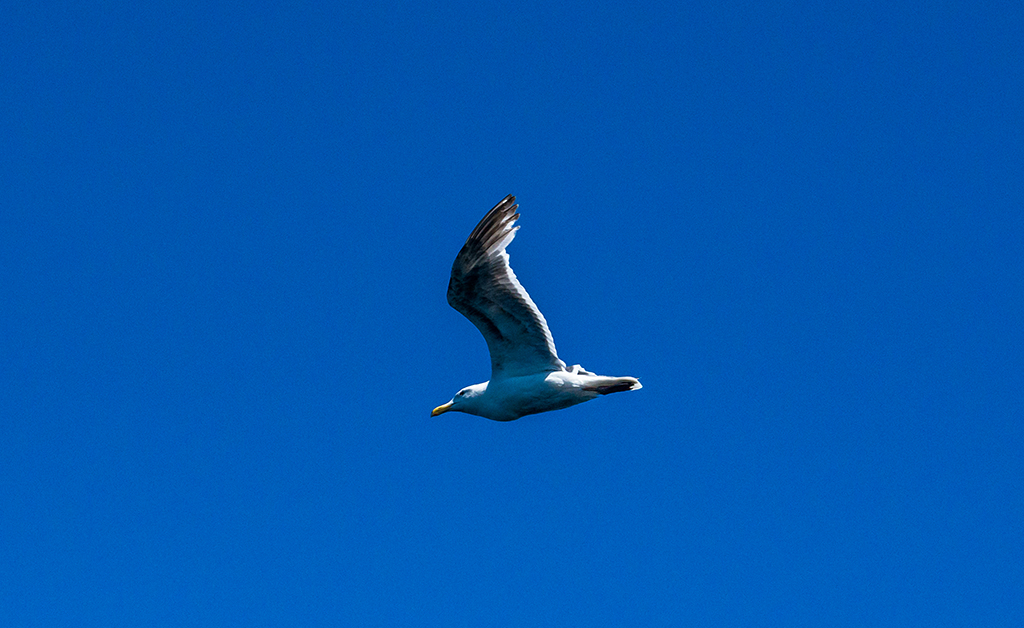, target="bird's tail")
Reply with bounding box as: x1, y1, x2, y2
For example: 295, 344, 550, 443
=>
583, 376, 642, 395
